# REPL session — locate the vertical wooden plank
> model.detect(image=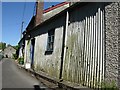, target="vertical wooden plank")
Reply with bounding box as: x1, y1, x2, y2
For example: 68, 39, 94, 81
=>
91, 16, 95, 87
95, 8, 100, 88
73, 24, 75, 82
77, 22, 81, 83
72, 22, 74, 82
84, 17, 88, 85
89, 15, 93, 87
93, 11, 98, 88
81, 19, 85, 84
69, 23, 73, 82
98, 7, 101, 88
95, 10, 98, 88
87, 16, 90, 86
76, 21, 78, 83
77, 21, 79, 83
75, 21, 78, 83
85, 16, 88, 85
70, 23, 73, 82
98, 8, 103, 87
74, 22, 76, 83
79, 21, 82, 83
82, 19, 86, 83
76, 21, 79, 83
66, 22, 71, 81
83, 17, 87, 85
86, 16, 89, 86
92, 15, 94, 87
101, 9, 105, 86
88, 16, 92, 87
